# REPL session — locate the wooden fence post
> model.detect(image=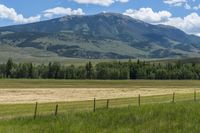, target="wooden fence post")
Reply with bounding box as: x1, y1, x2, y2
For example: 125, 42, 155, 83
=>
138, 94, 141, 107
172, 92, 175, 103
93, 98, 96, 112
34, 102, 38, 119
106, 99, 109, 109
55, 104, 58, 116
194, 91, 197, 102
